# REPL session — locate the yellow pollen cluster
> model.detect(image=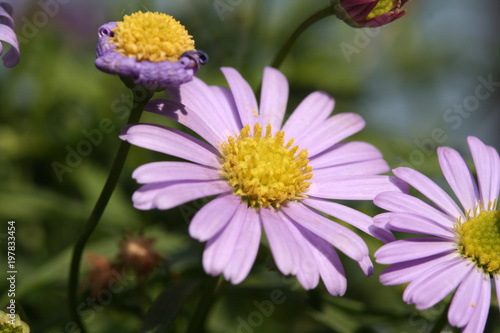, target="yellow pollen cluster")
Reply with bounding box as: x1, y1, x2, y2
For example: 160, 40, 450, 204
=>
365, 0, 398, 20
219, 123, 313, 209
456, 209, 500, 273
111, 11, 195, 62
